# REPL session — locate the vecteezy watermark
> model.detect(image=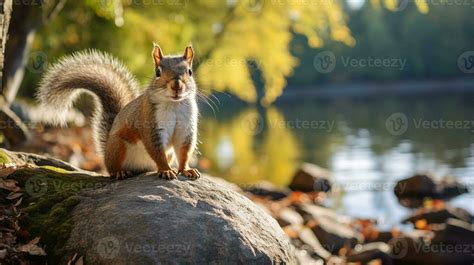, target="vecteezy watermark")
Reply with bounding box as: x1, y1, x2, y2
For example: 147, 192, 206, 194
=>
388, 237, 409, 259
96, 237, 191, 259
97, 236, 120, 259
241, 113, 335, 135
313, 51, 336, 74
458, 51, 474, 74
314, 51, 407, 74
388, 237, 474, 259
123, 242, 191, 254
386, 112, 474, 136
385, 113, 409, 136
241, 113, 265, 135
421, 0, 474, 9
267, 119, 335, 132
24, 177, 111, 198
26, 51, 48, 74
414, 242, 474, 255
25, 176, 48, 198
340, 56, 407, 70
334, 180, 400, 192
